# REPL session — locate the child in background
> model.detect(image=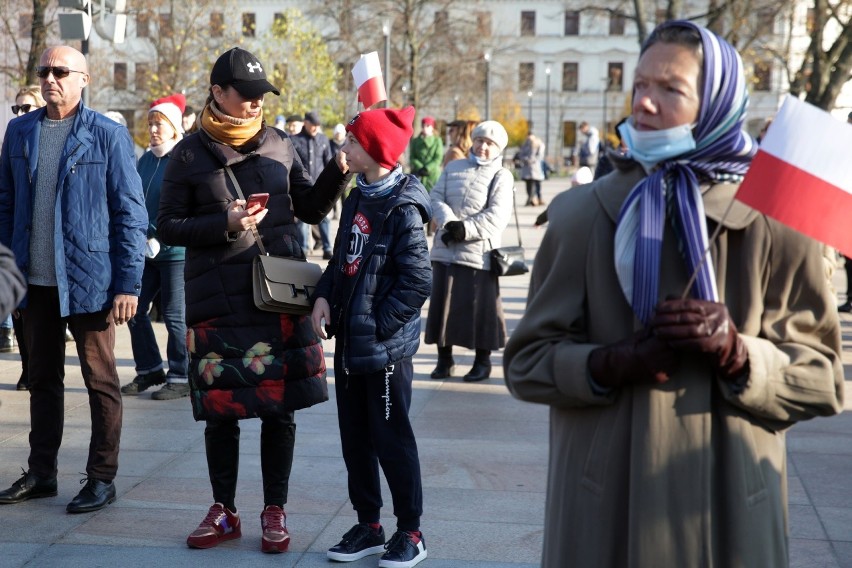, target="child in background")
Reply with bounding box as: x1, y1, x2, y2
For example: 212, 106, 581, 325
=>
311, 106, 431, 568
